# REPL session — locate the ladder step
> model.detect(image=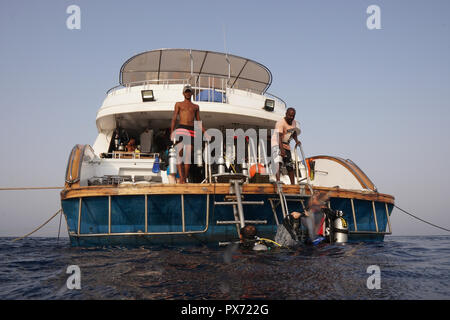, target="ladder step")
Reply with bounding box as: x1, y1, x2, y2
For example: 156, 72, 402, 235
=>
216, 220, 267, 225
219, 241, 240, 247
268, 197, 305, 201
224, 195, 243, 200
214, 201, 264, 206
